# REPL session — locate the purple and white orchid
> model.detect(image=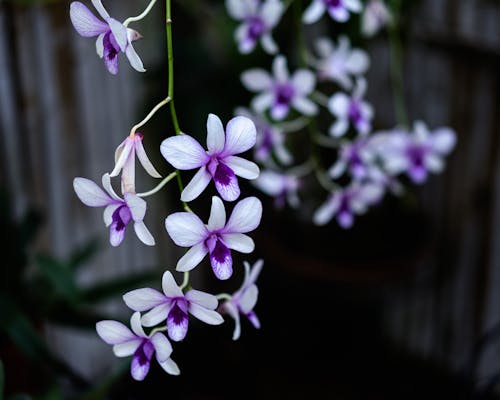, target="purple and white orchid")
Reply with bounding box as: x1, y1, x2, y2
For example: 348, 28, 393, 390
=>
375, 121, 456, 184
313, 35, 370, 90
226, 0, 284, 55
328, 78, 374, 137
111, 133, 162, 194
96, 312, 179, 381
70, 0, 145, 75
361, 0, 392, 37
329, 137, 375, 180
303, 0, 362, 24
313, 182, 384, 228
253, 170, 300, 208
161, 114, 259, 202
123, 271, 224, 342
165, 196, 263, 280
221, 260, 263, 340
241, 55, 318, 121
73, 173, 155, 246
